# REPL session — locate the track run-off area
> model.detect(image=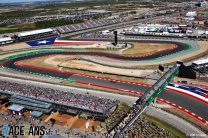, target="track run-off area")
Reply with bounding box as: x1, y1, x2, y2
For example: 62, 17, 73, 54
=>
0, 39, 208, 127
